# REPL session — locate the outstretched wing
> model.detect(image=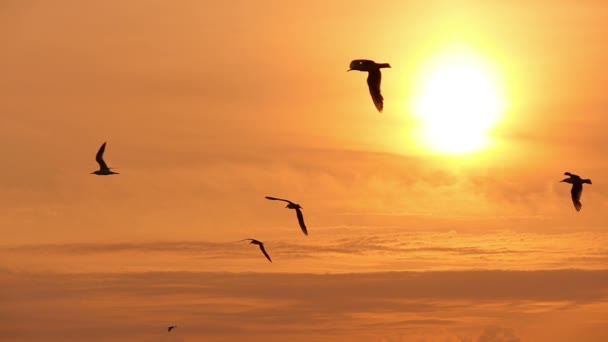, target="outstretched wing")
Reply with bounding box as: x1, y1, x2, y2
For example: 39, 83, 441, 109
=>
95, 142, 109, 170
571, 183, 583, 211
265, 196, 293, 205
367, 69, 384, 112
295, 207, 308, 236
565, 172, 581, 181
258, 244, 272, 263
